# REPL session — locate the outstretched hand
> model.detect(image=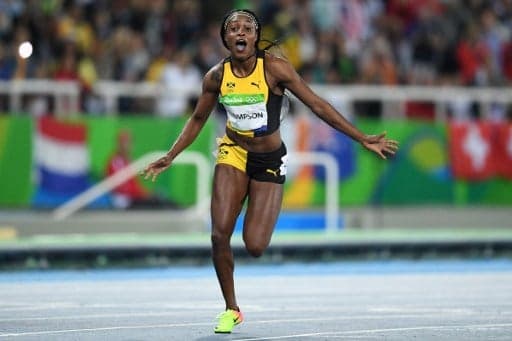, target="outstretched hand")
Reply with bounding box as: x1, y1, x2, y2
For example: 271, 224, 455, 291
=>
142, 155, 173, 182
361, 132, 399, 160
